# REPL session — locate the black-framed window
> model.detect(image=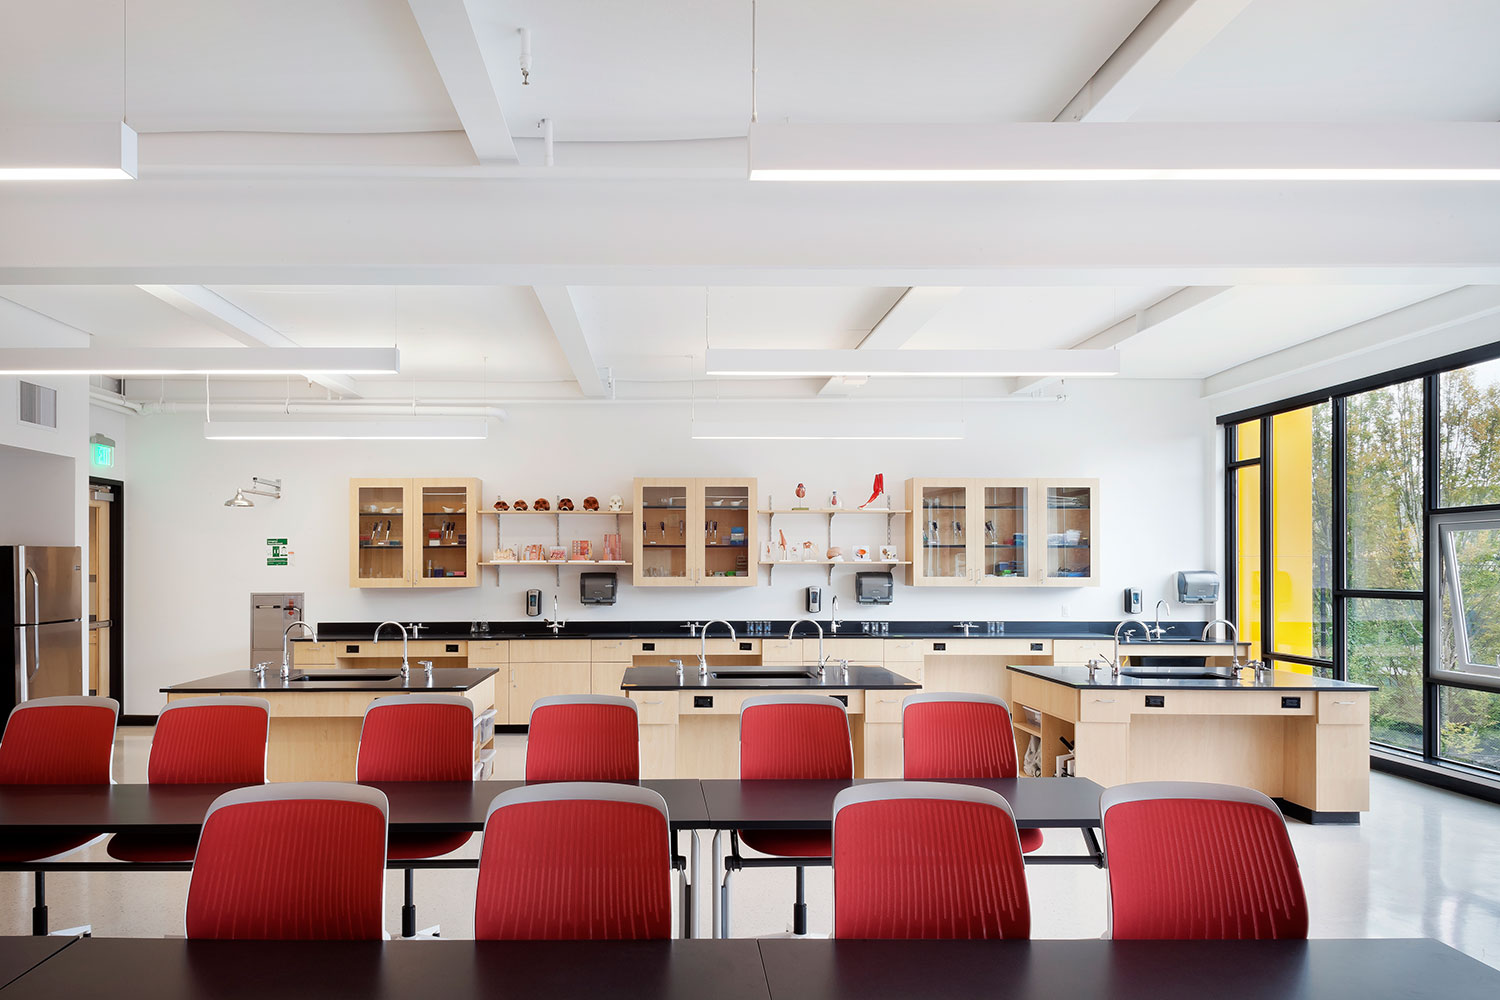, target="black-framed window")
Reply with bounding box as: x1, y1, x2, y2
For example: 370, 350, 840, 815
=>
1222, 340, 1500, 778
